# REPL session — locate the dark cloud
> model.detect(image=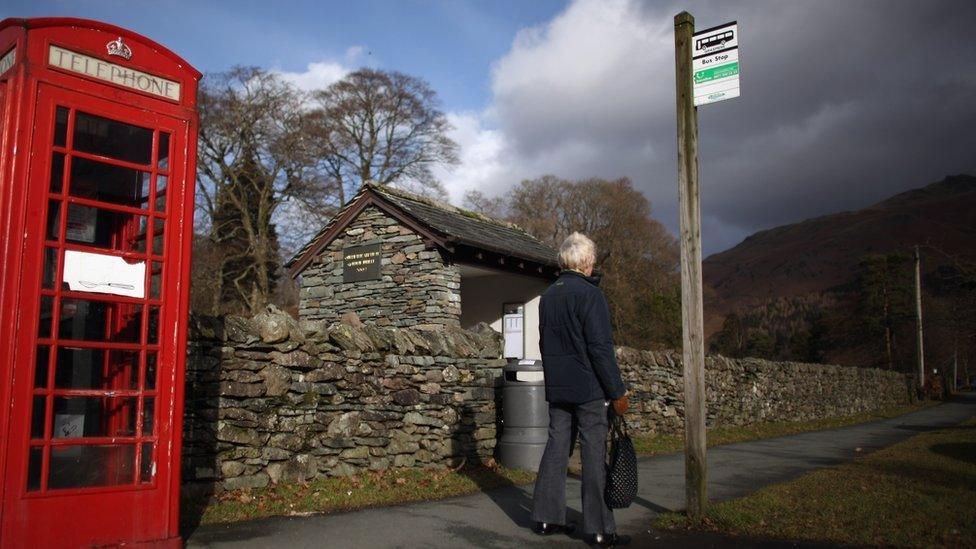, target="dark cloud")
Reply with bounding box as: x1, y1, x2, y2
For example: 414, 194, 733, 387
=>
689, 0, 976, 252
446, 0, 976, 255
